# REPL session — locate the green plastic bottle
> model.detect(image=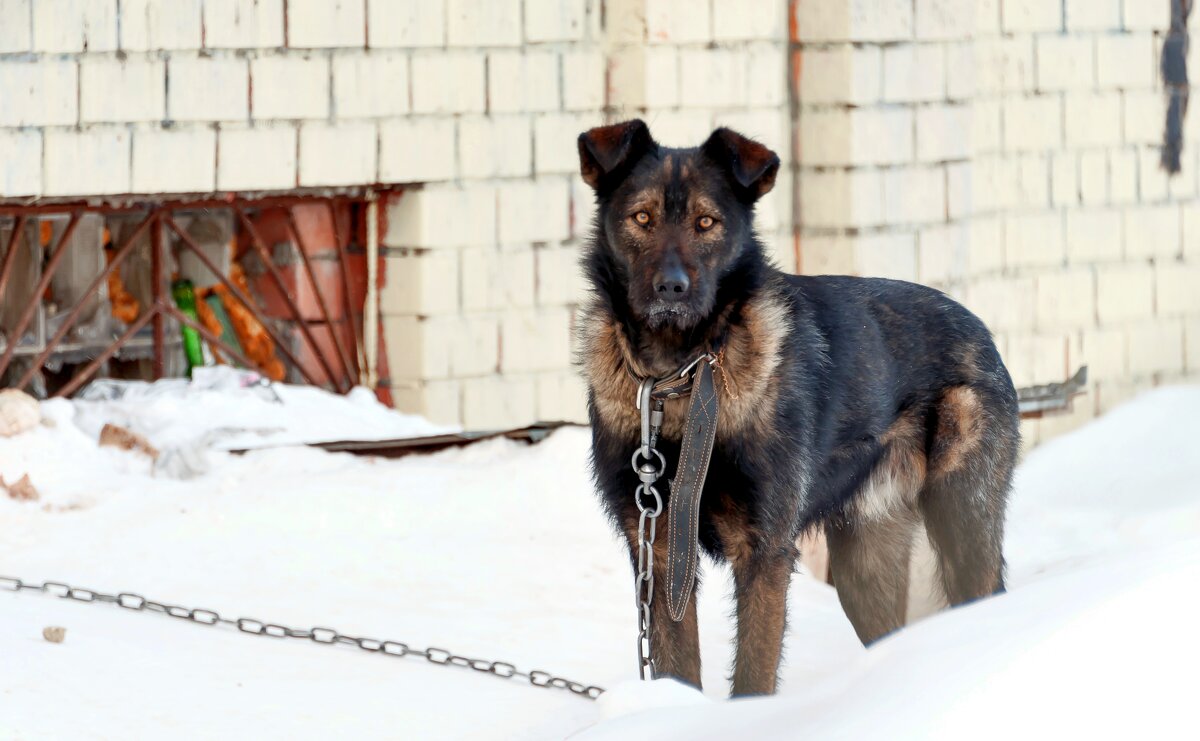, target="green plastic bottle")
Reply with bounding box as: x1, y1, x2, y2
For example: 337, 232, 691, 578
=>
171, 278, 205, 375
